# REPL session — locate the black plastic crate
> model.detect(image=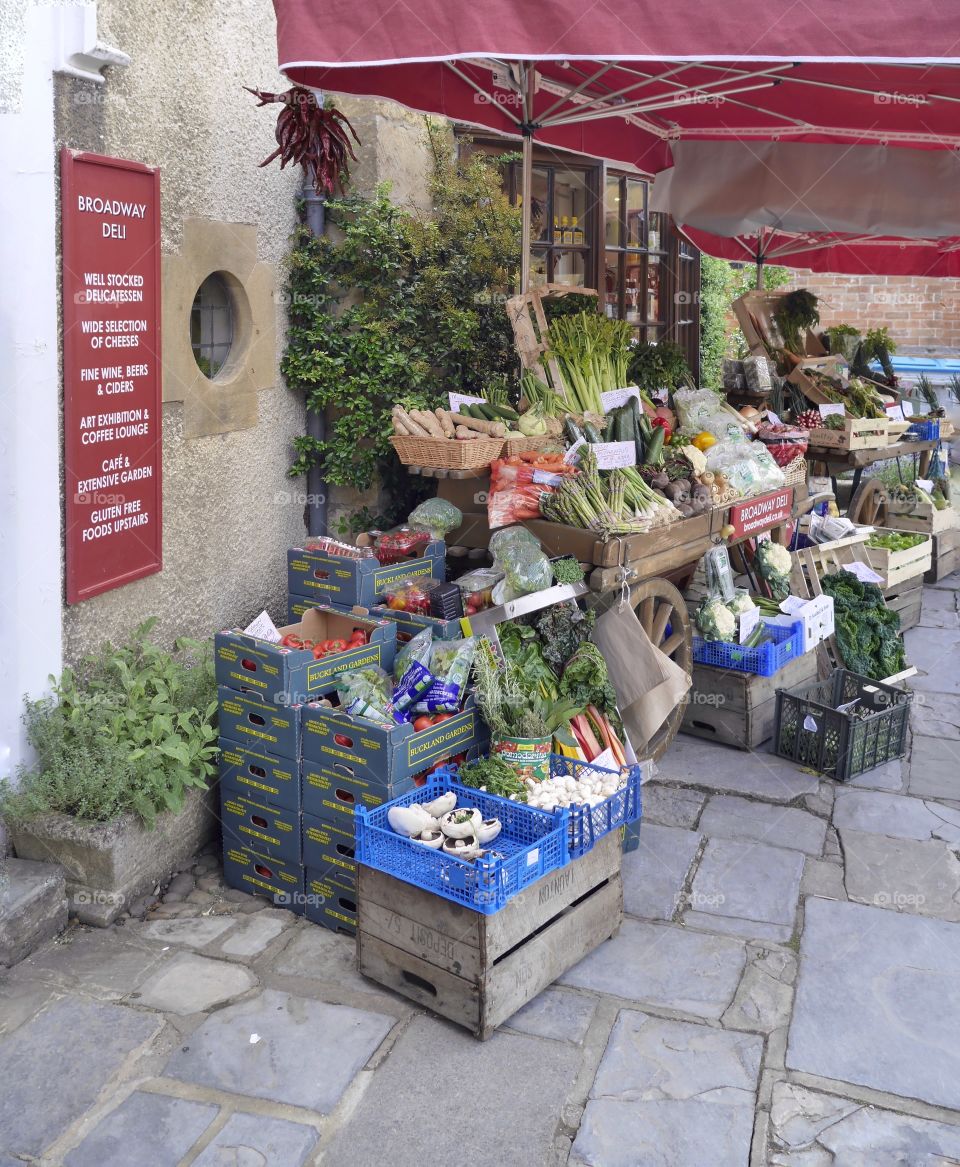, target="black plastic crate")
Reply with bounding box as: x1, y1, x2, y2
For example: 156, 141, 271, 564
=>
774, 670, 912, 782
